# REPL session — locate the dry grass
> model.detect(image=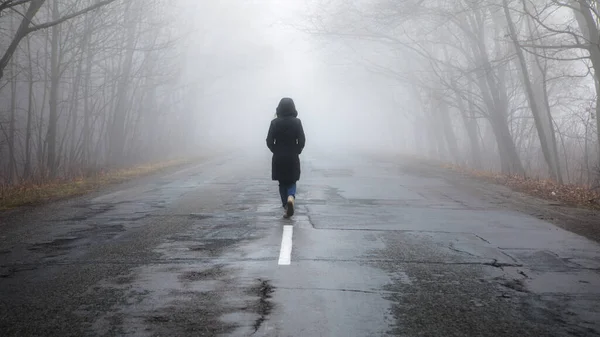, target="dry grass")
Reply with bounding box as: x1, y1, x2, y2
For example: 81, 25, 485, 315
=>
0, 158, 196, 210
442, 163, 600, 210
